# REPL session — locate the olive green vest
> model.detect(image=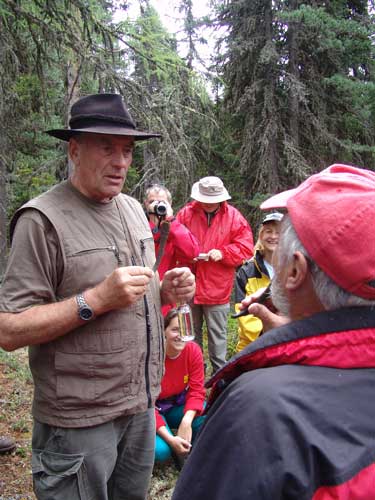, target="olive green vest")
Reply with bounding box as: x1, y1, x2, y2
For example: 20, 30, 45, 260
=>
11, 181, 164, 427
